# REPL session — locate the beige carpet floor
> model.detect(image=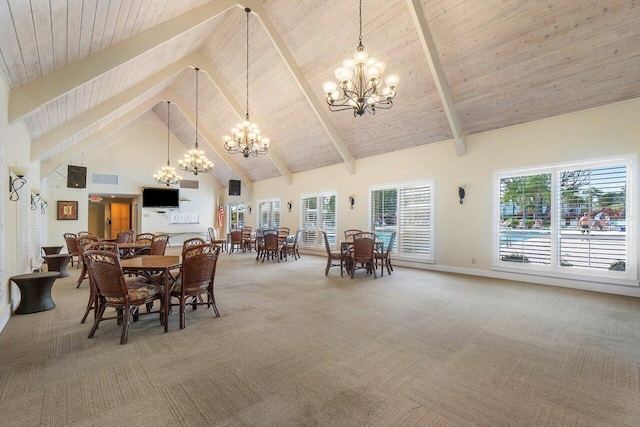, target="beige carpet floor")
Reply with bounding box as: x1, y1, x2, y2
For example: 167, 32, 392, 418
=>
1, 248, 640, 426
